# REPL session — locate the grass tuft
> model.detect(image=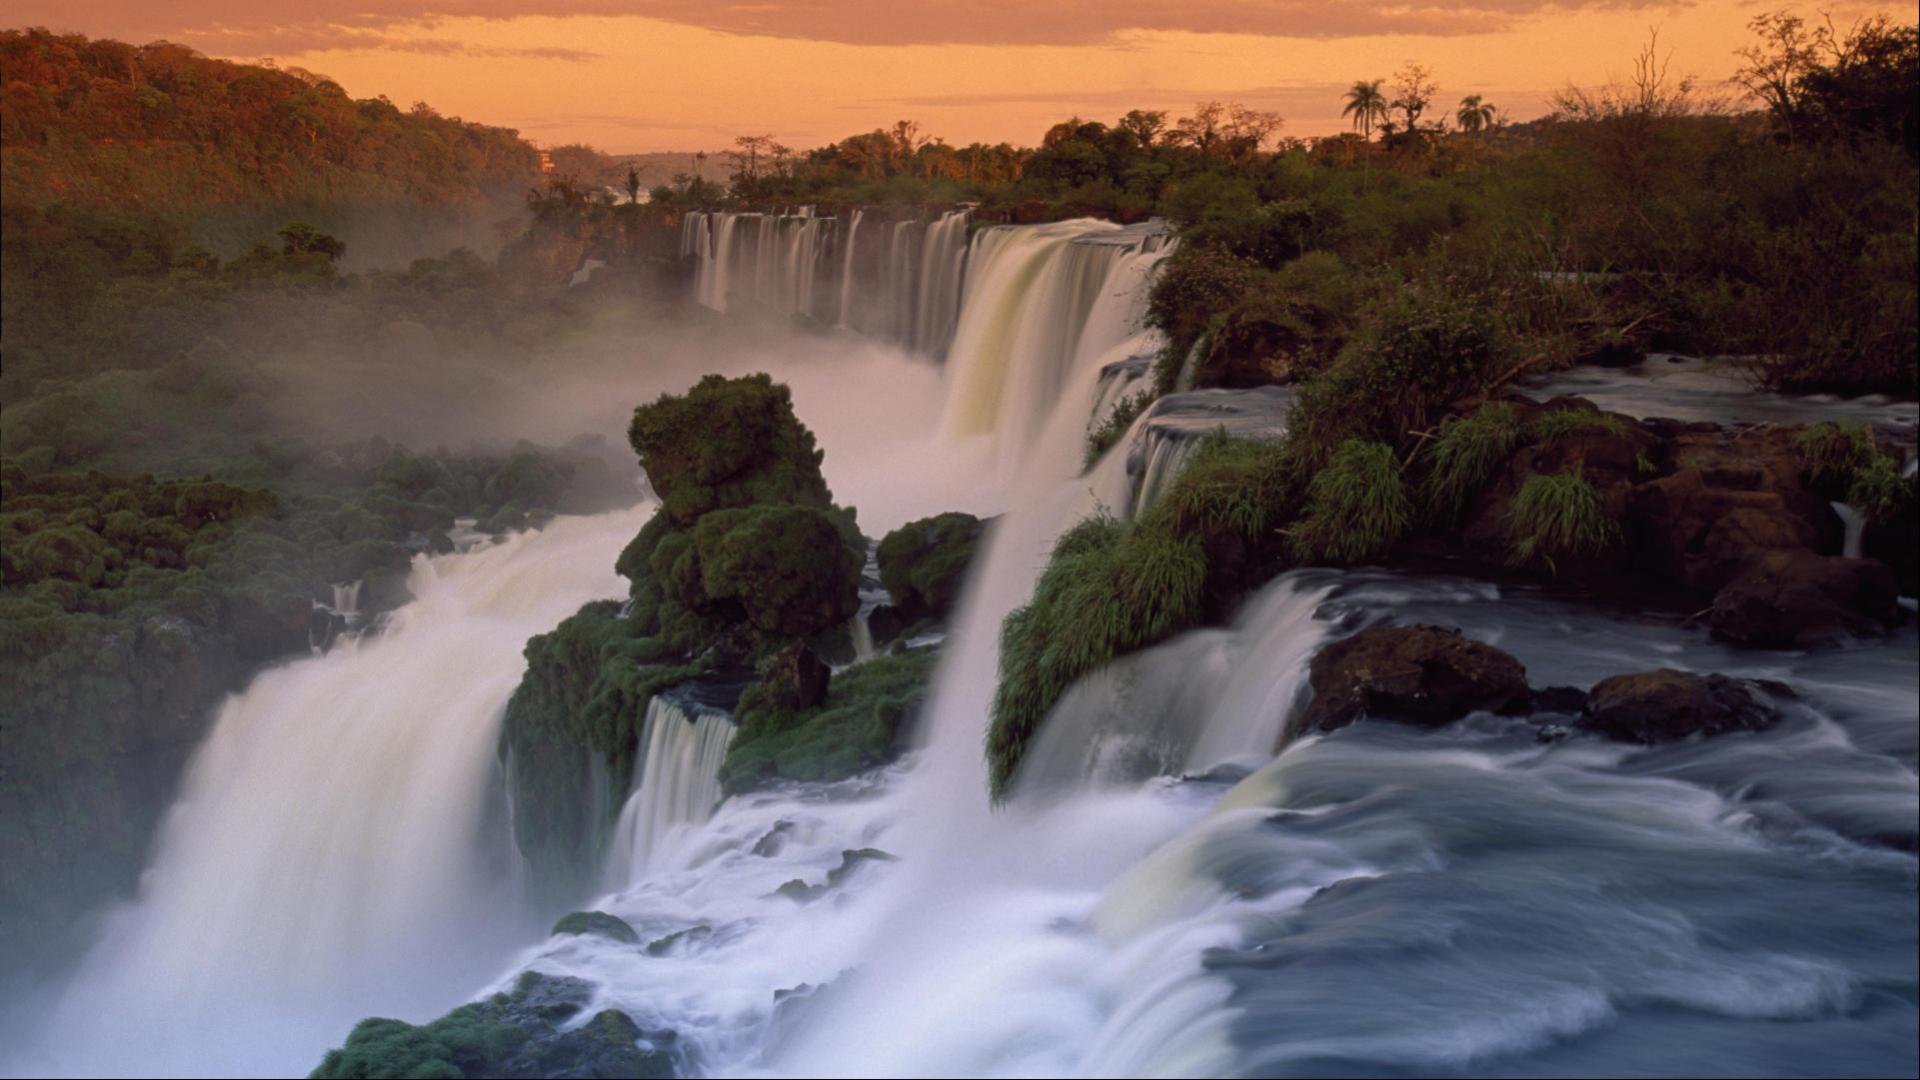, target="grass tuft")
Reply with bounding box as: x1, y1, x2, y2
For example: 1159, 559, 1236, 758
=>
1508, 469, 1619, 572
1532, 408, 1629, 443
1290, 439, 1411, 565
1421, 403, 1523, 522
